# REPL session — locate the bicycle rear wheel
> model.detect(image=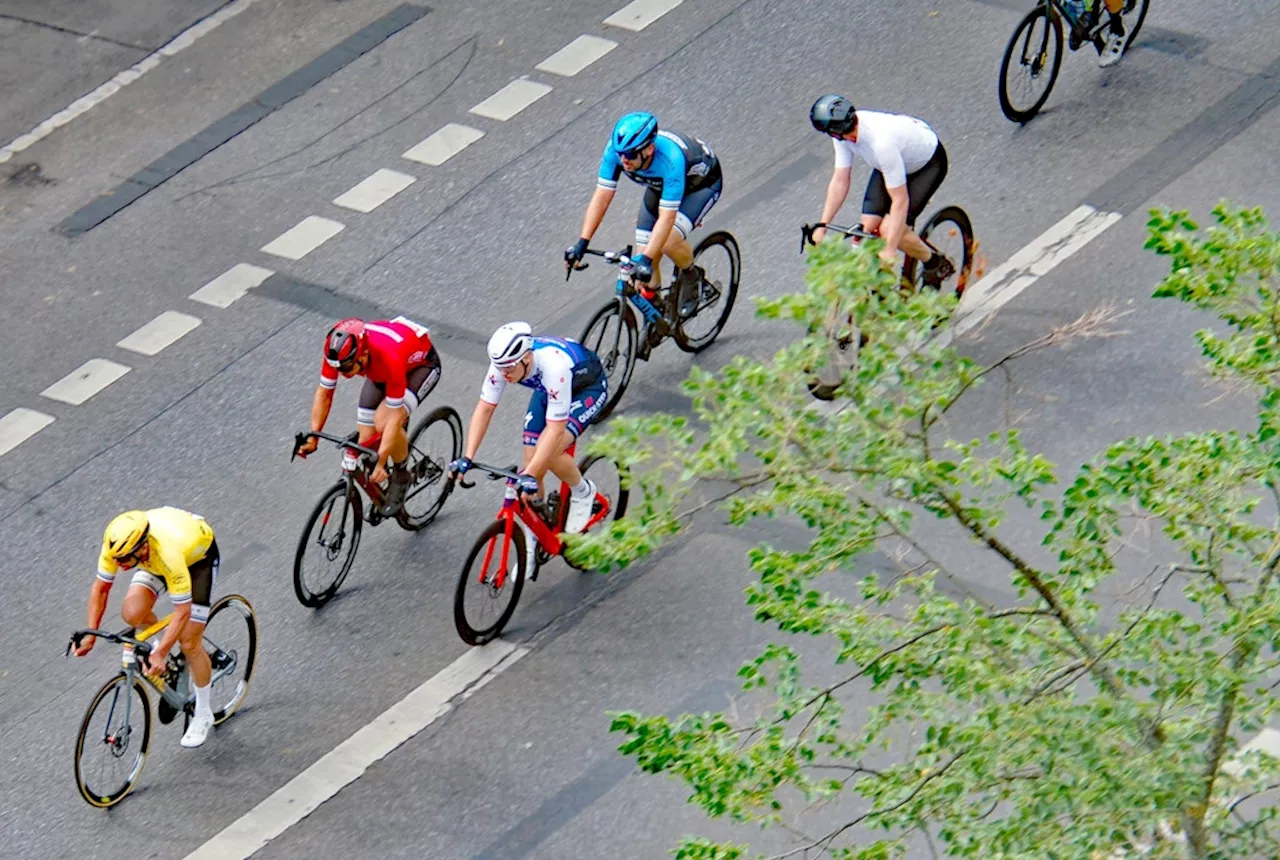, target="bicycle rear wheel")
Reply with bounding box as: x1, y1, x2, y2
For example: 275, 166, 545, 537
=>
398, 405, 463, 531
999, 5, 1063, 123
904, 206, 975, 299
454, 519, 526, 645
1118, 0, 1150, 53
74, 673, 151, 808
563, 454, 631, 572
293, 480, 363, 608
204, 594, 257, 724
675, 231, 740, 353
579, 299, 637, 422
